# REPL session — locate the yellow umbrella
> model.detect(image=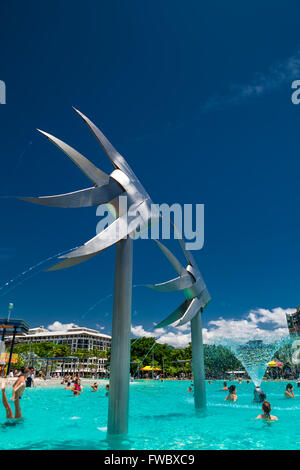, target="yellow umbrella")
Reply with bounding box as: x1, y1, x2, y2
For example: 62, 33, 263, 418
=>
268, 360, 278, 367
140, 365, 161, 371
